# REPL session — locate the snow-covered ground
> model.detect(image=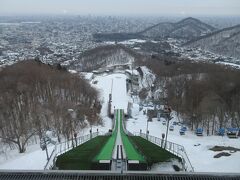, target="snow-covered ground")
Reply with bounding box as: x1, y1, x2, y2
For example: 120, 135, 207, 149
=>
139, 66, 155, 90
93, 73, 130, 114
105, 39, 146, 45
216, 62, 240, 69
1, 71, 239, 173
126, 103, 240, 173
151, 159, 182, 172
0, 143, 54, 170
81, 73, 130, 136
0, 73, 128, 170
0, 74, 120, 170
